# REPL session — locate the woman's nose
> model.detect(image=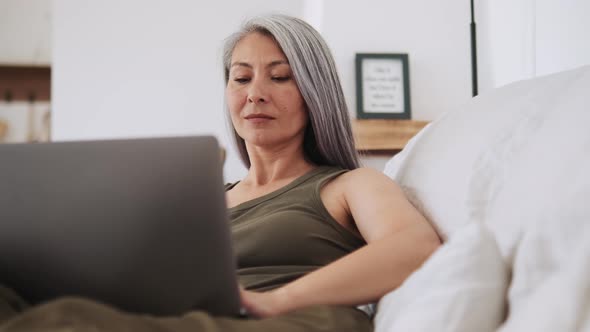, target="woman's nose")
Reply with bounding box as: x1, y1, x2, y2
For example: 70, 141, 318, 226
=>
247, 80, 268, 104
